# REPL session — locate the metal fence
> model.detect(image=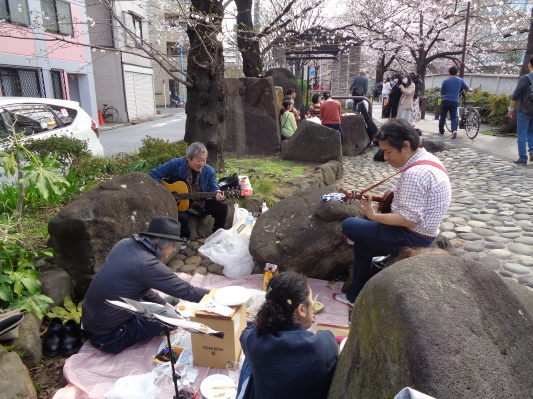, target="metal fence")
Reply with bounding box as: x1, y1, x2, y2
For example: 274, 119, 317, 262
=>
424, 73, 519, 96
0, 64, 46, 97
